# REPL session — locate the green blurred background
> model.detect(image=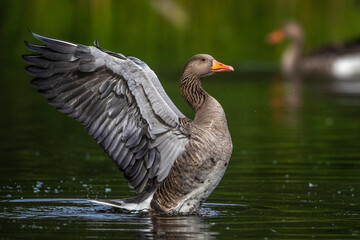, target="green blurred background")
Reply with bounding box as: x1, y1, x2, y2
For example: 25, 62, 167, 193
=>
3, 0, 360, 71
2, 0, 360, 178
